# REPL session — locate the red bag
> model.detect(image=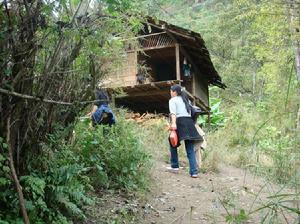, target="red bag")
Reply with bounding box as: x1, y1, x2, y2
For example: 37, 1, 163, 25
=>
169, 129, 178, 147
